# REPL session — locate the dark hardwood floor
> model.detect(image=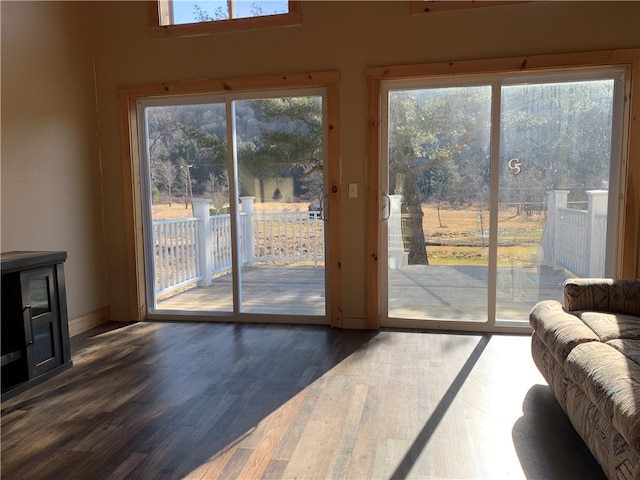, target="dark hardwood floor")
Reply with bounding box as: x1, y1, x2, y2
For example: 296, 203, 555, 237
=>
1, 321, 604, 479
